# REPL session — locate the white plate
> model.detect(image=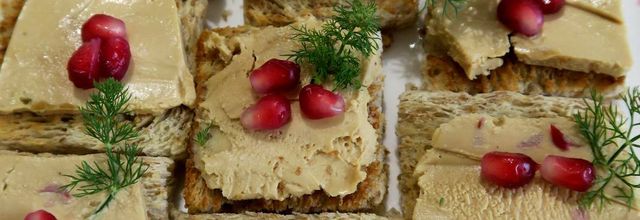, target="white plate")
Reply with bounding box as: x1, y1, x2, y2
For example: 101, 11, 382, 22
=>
204, 0, 640, 213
